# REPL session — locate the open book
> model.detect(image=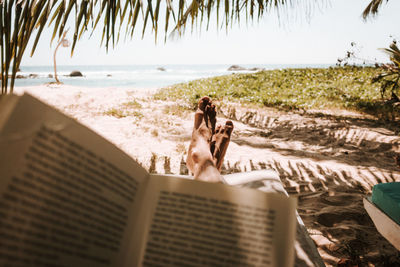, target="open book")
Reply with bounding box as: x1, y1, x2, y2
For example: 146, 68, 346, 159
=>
0, 93, 296, 267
